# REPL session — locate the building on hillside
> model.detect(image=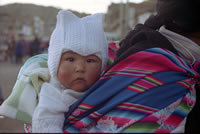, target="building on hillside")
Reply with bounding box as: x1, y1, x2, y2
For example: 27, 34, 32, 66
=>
104, 0, 156, 41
